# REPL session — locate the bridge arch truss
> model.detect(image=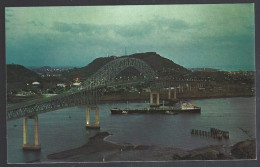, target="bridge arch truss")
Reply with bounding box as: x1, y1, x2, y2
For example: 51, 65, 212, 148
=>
83, 57, 157, 88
